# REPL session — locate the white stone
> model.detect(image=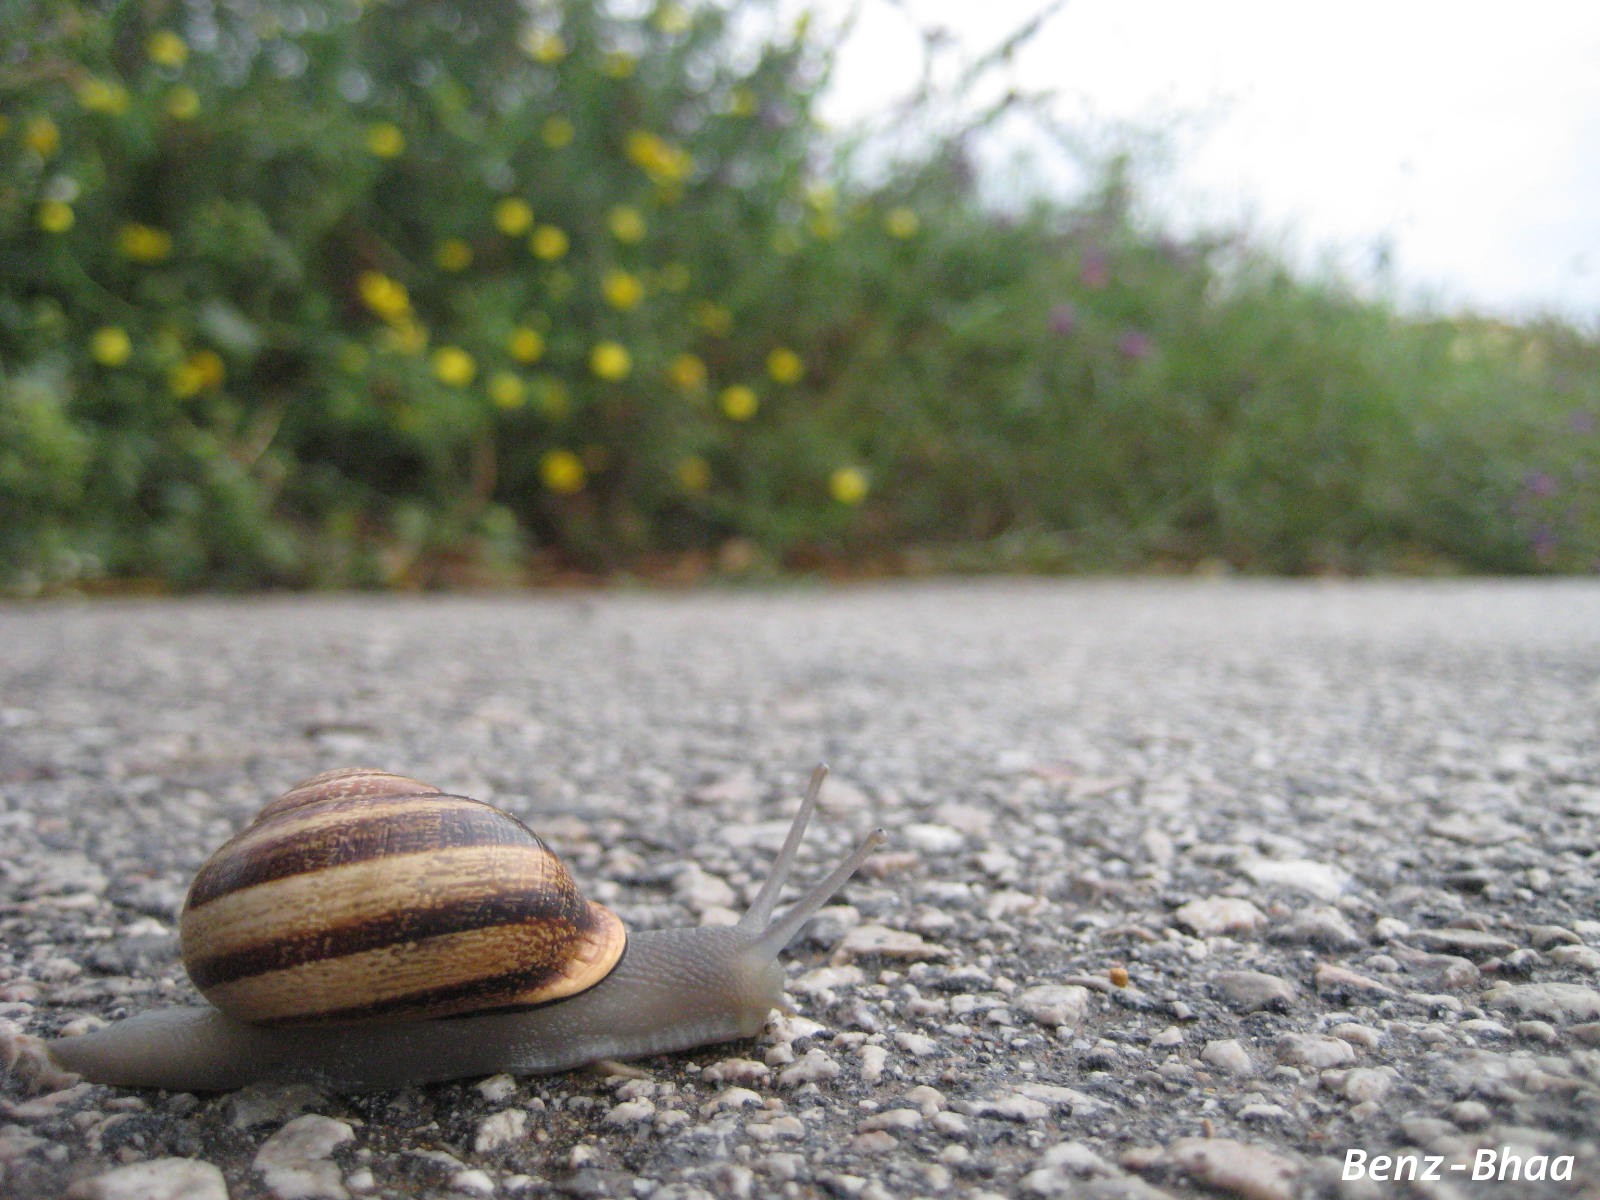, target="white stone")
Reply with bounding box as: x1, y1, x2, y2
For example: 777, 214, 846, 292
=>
1213, 970, 1297, 1012
1275, 1033, 1356, 1069
700, 1087, 762, 1114
253, 1114, 356, 1200
1200, 1039, 1256, 1076
1174, 897, 1267, 937
836, 924, 950, 961
472, 1108, 527, 1153
902, 823, 966, 854
1168, 1137, 1299, 1200
604, 1098, 656, 1126
1239, 858, 1350, 900
857, 1108, 923, 1133
1485, 981, 1600, 1023
67, 1158, 229, 1200
1014, 984, 1091, 1028
448, 1169, 496, 1196
777, 1047, 841, 1087
892, 1031, 942, 1057
473, 1074, 518, 1103
700, 1057, 770, 1084
857, 1043, 889, 1084
1548, 944, 1600, 971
